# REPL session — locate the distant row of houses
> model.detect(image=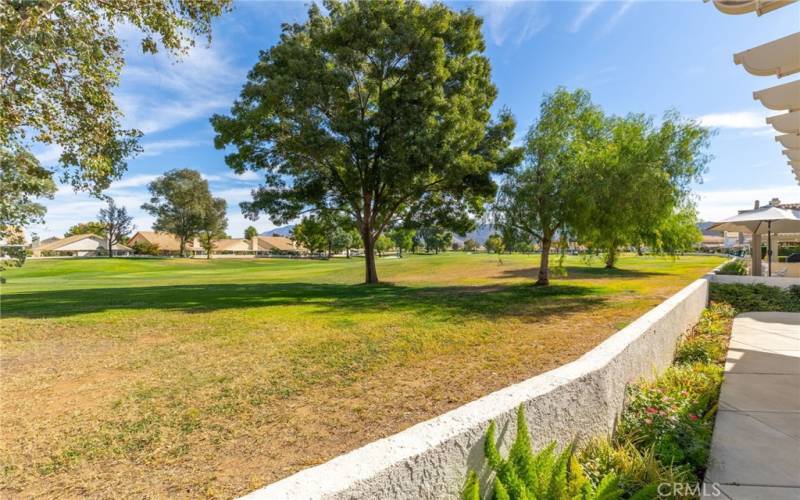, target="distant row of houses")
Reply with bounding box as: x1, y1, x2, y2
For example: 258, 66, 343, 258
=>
31, 231, 305, 258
